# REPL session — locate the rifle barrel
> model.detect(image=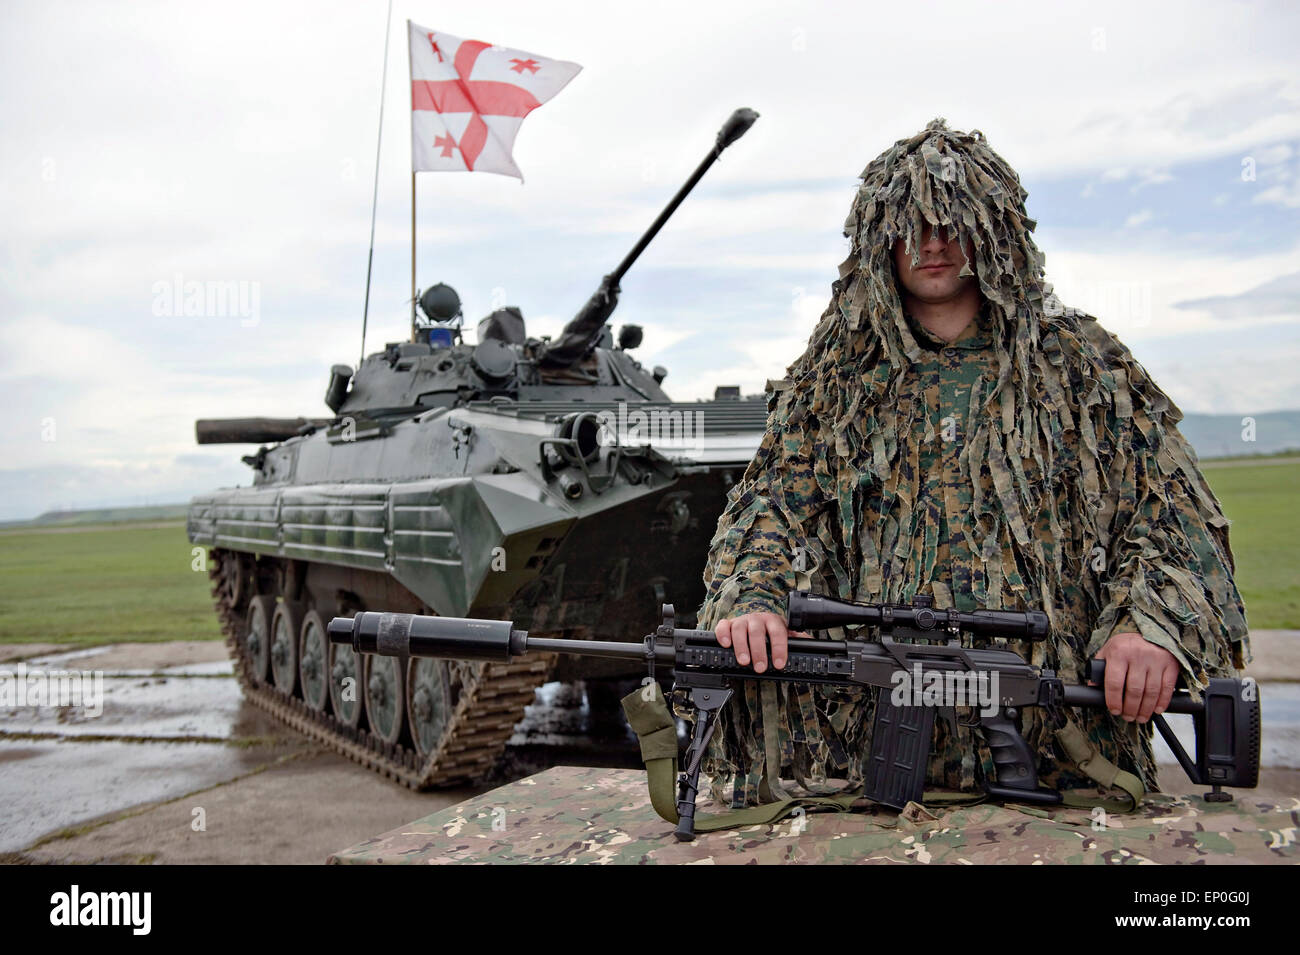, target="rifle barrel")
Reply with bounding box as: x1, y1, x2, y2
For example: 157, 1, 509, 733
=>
525, 635, 665, 663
